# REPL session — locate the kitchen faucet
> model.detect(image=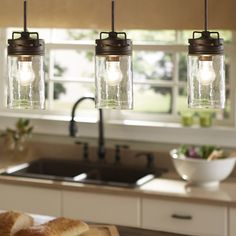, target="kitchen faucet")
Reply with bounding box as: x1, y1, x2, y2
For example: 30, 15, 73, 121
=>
69, 97, 105, 161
